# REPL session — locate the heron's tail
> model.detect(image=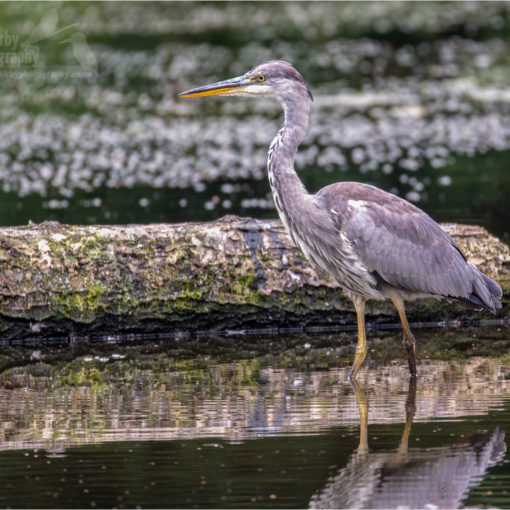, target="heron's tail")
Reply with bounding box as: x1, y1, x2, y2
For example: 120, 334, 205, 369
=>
484, 273, 503, 309
456, 267, 502, 314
